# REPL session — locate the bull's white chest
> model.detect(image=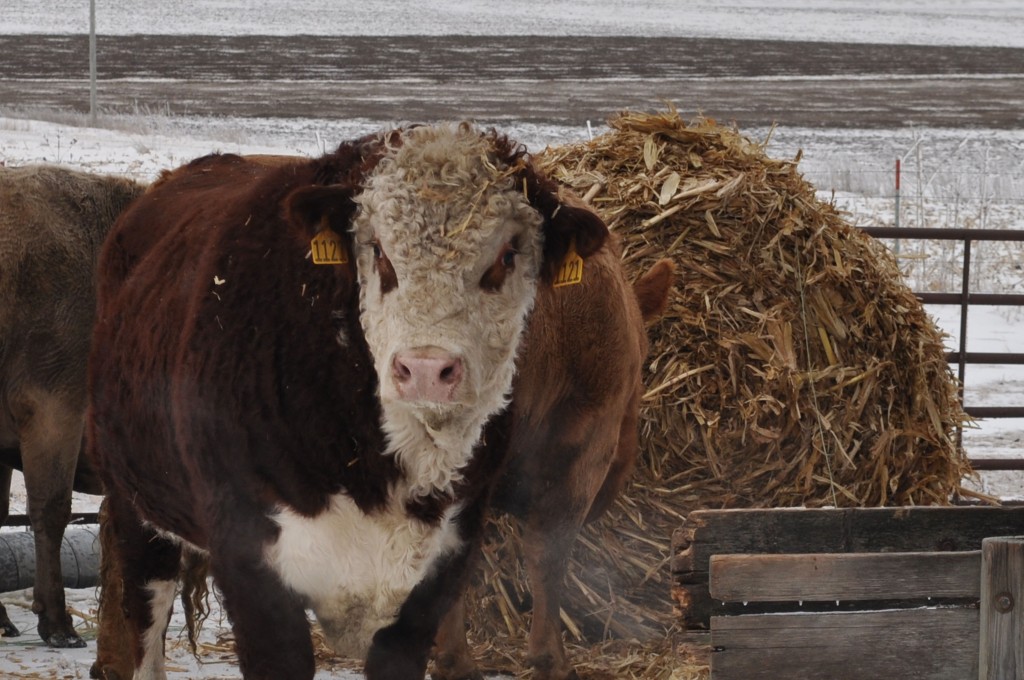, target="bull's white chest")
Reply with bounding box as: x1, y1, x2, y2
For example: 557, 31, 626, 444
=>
264, 491, 461, 658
